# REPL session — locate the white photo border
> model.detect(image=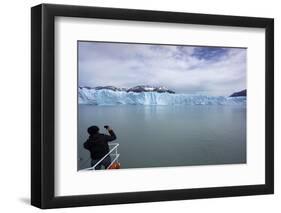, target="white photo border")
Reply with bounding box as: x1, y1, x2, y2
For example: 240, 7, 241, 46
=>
54, 17, 265, 196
